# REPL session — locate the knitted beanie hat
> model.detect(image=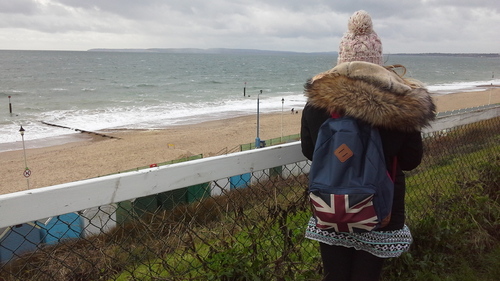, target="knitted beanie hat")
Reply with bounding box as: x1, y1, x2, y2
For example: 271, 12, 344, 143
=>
337, 10, 383, 65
